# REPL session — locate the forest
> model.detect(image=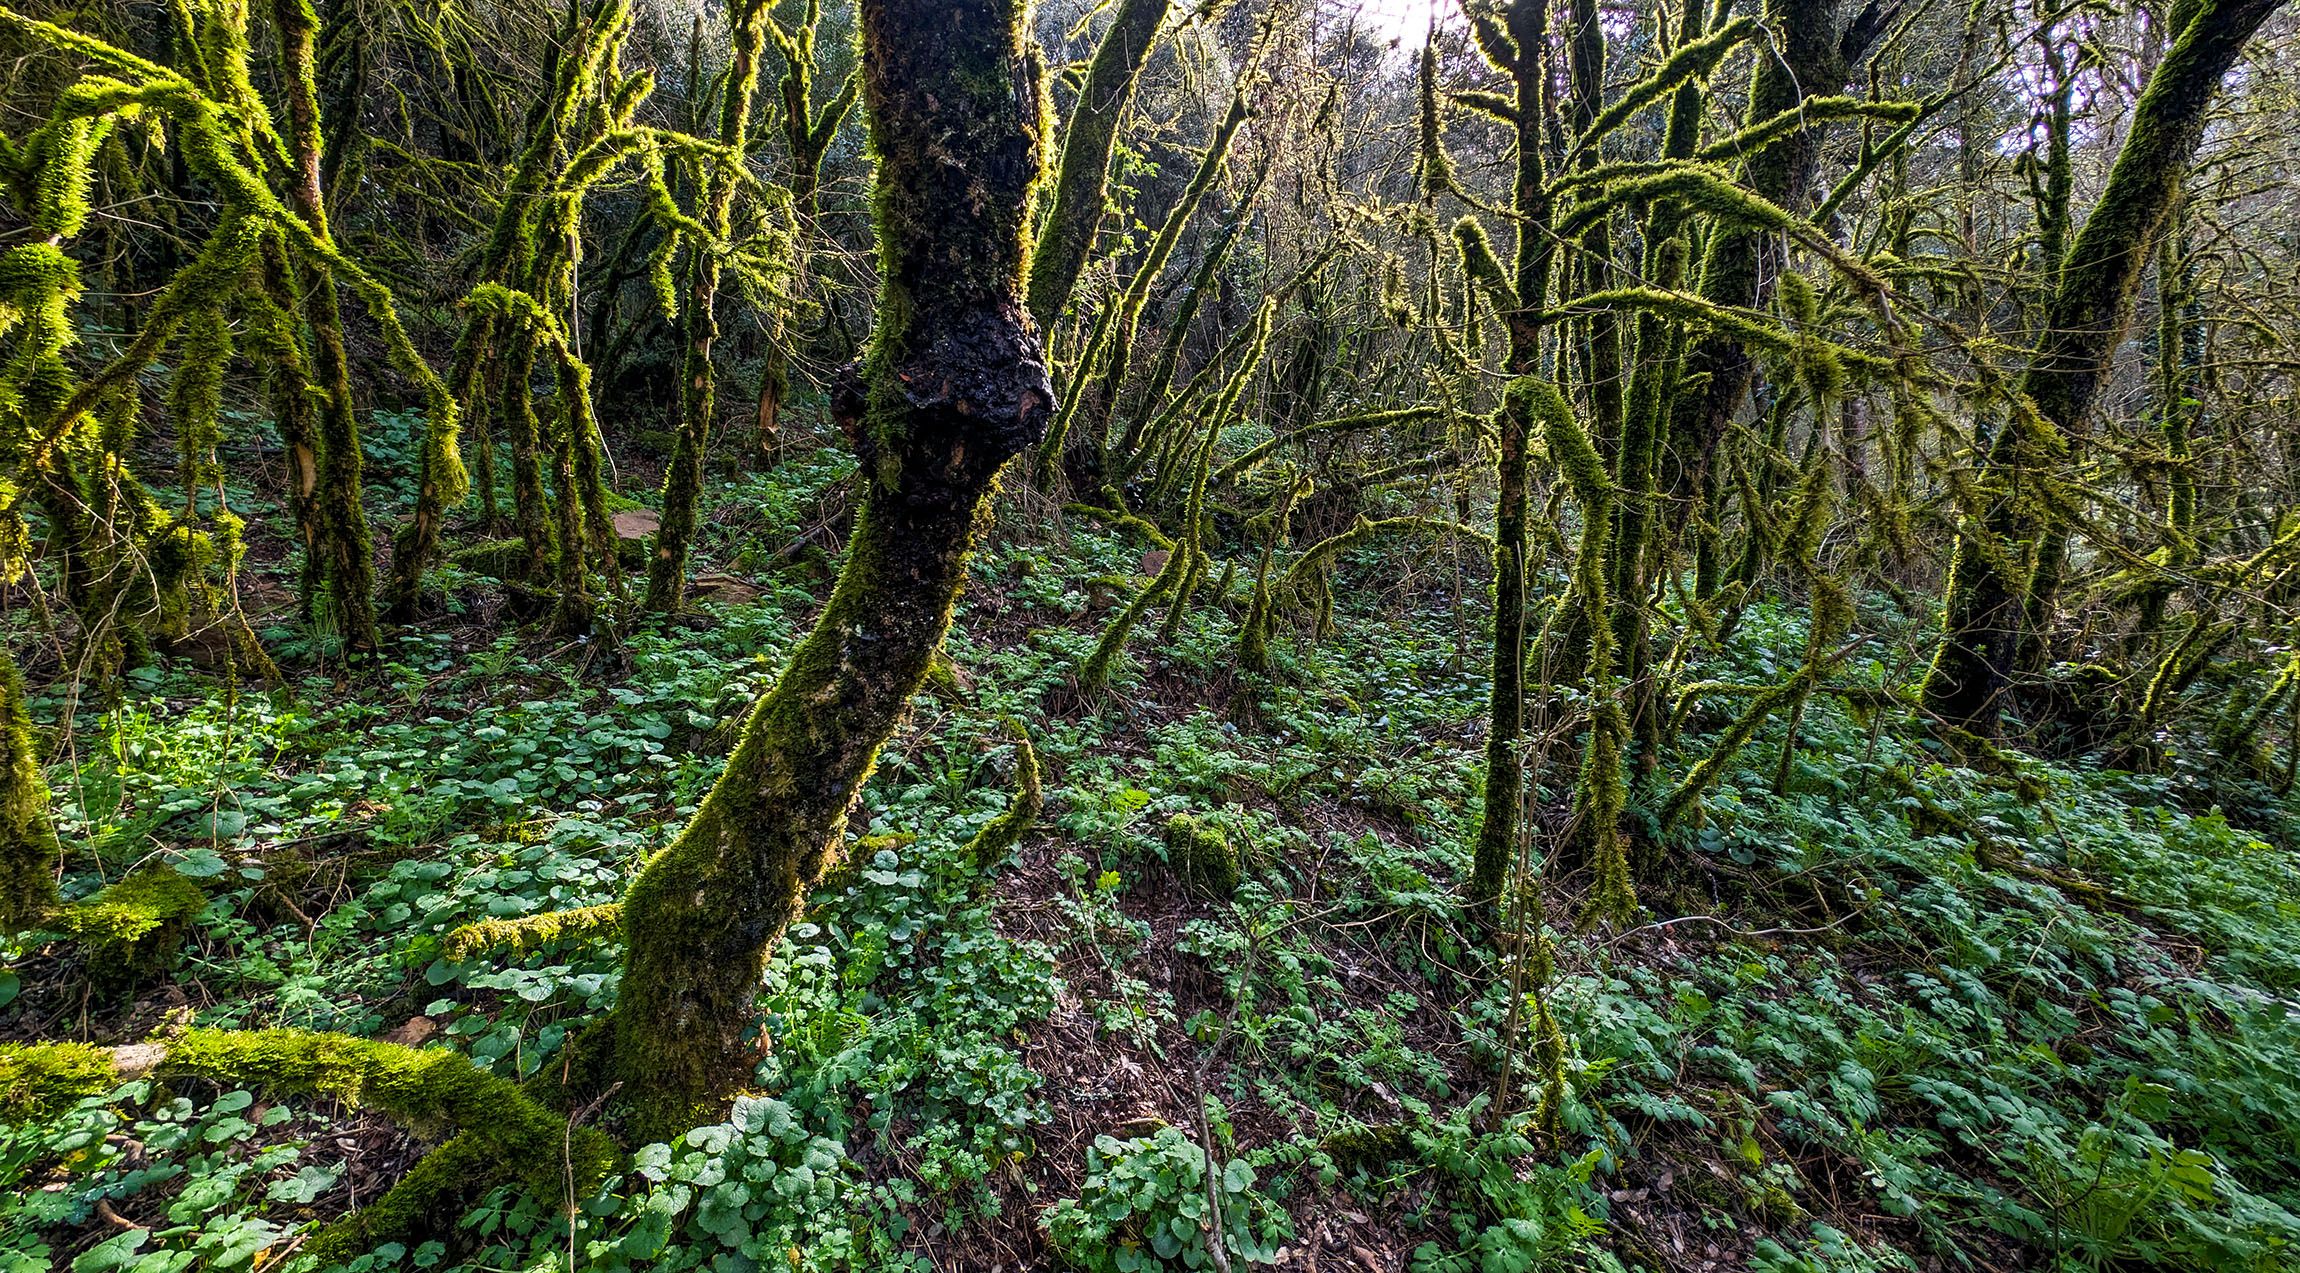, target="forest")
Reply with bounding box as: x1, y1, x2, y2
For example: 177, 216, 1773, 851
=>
1, 0, 2298, 1267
